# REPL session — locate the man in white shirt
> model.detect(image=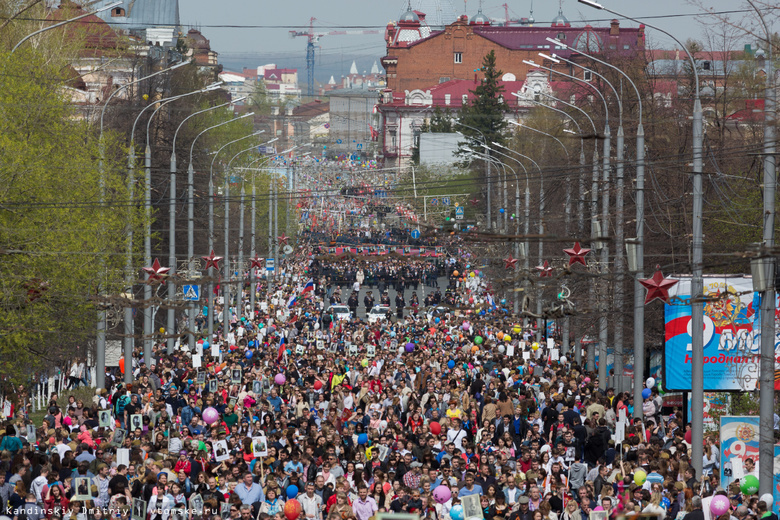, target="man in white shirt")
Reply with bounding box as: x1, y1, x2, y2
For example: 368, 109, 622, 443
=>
299, 481, 323, 520
446, 418, 468, 453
